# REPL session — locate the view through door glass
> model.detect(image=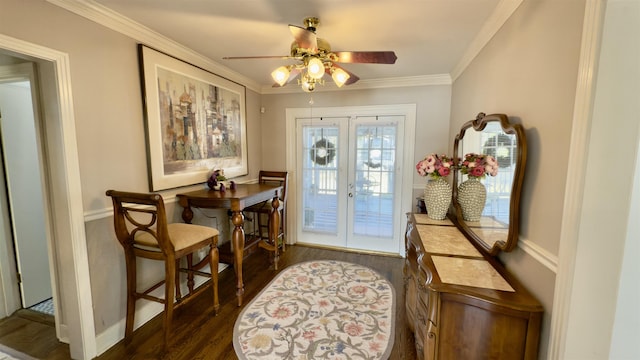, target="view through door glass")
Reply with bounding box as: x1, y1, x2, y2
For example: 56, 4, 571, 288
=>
346, 118, 400, 252
351, 123, 396, 237
301, 124, 341, 237
298, 116, 402, 253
